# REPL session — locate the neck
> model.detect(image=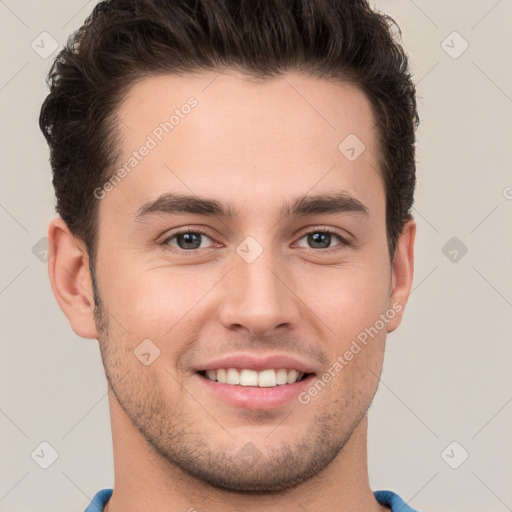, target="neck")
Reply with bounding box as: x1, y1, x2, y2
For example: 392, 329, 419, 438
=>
104, 397, 387, 512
